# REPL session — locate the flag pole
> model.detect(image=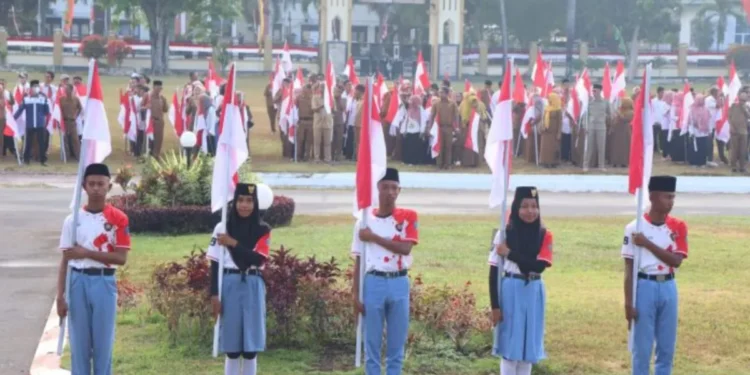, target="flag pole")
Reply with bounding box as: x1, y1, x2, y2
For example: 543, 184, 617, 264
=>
57, 58, 96, 356
355, 77, 374, 368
